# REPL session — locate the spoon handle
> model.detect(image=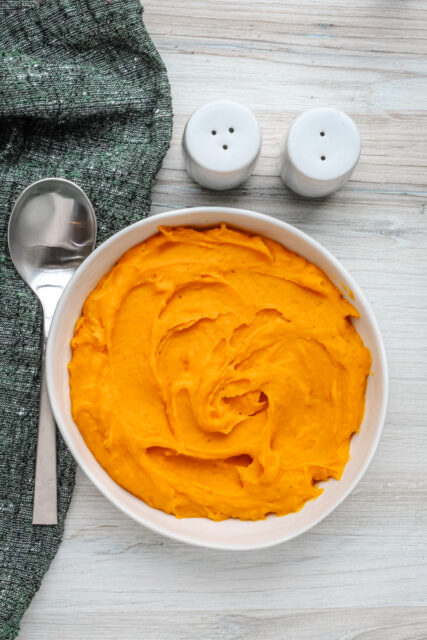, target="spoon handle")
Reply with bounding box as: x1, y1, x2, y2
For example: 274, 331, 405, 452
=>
33, 344, 57, 525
